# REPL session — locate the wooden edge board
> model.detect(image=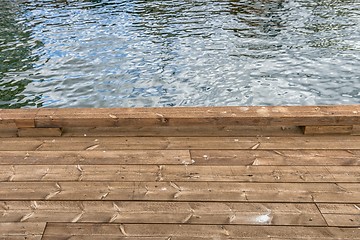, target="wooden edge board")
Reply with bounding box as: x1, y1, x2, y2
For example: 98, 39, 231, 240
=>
41, 223, 360, 238
1, 136, 360, 151
0, 105, 359, 128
